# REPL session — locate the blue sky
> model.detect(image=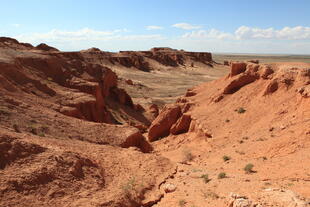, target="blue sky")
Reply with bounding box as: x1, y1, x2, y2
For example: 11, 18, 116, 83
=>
1, 0, 310, 54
